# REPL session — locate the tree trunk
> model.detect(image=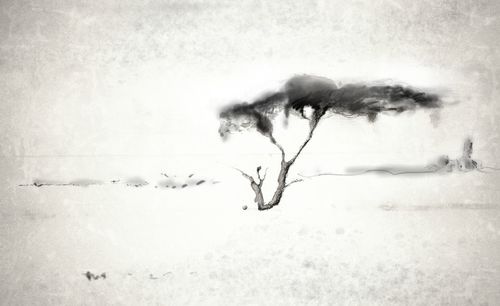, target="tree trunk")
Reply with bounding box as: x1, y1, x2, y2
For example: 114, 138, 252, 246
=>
250, 181, 265, 206
244, 120, 319, 210
250, 160, 291, 210
266, 160, 291, 207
